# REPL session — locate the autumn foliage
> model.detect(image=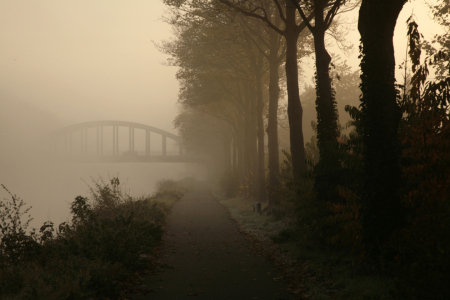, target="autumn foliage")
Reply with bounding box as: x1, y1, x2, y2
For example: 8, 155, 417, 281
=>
311, 15, 450, 296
